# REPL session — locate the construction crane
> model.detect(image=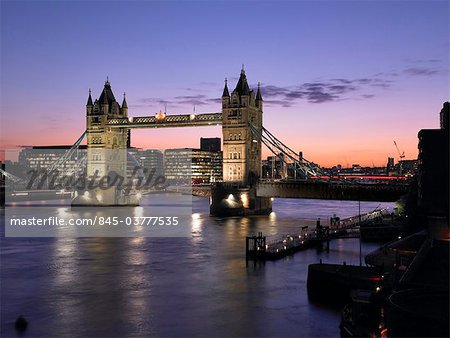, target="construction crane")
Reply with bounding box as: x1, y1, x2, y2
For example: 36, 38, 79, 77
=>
393, 141, 405, 175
